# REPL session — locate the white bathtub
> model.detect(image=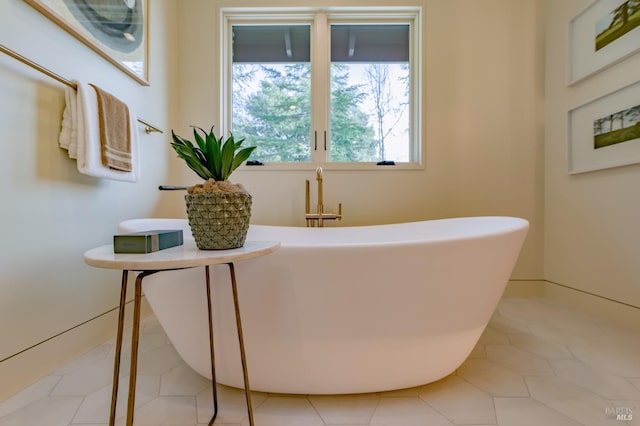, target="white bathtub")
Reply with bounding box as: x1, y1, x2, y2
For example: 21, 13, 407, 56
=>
119, 216, 528, 395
